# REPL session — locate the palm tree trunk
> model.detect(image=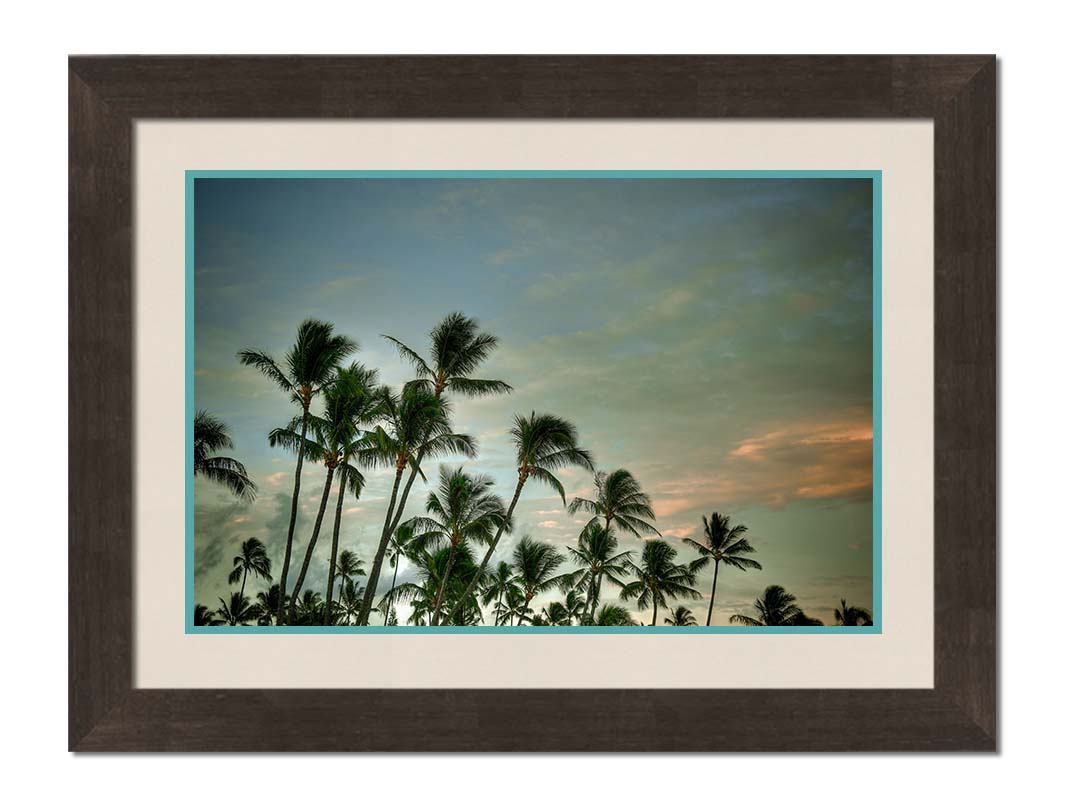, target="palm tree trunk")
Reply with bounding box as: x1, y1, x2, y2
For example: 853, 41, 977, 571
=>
238, 569, 248, 611
587, 516, 609, 625
444, 476, 527, 625
582, 570, 597, 625
357, 467, 405, 625
277, 409, 309, 621
385, 557, 400, 625
385, 459, 422, 537
287, 466, 335, 623
651, 596, 658, 626
517, 594, 532, 626
705, 560, 720, 626
323, 470, 348, 625
592, 573, 605, 625
430, 541, 460, 625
